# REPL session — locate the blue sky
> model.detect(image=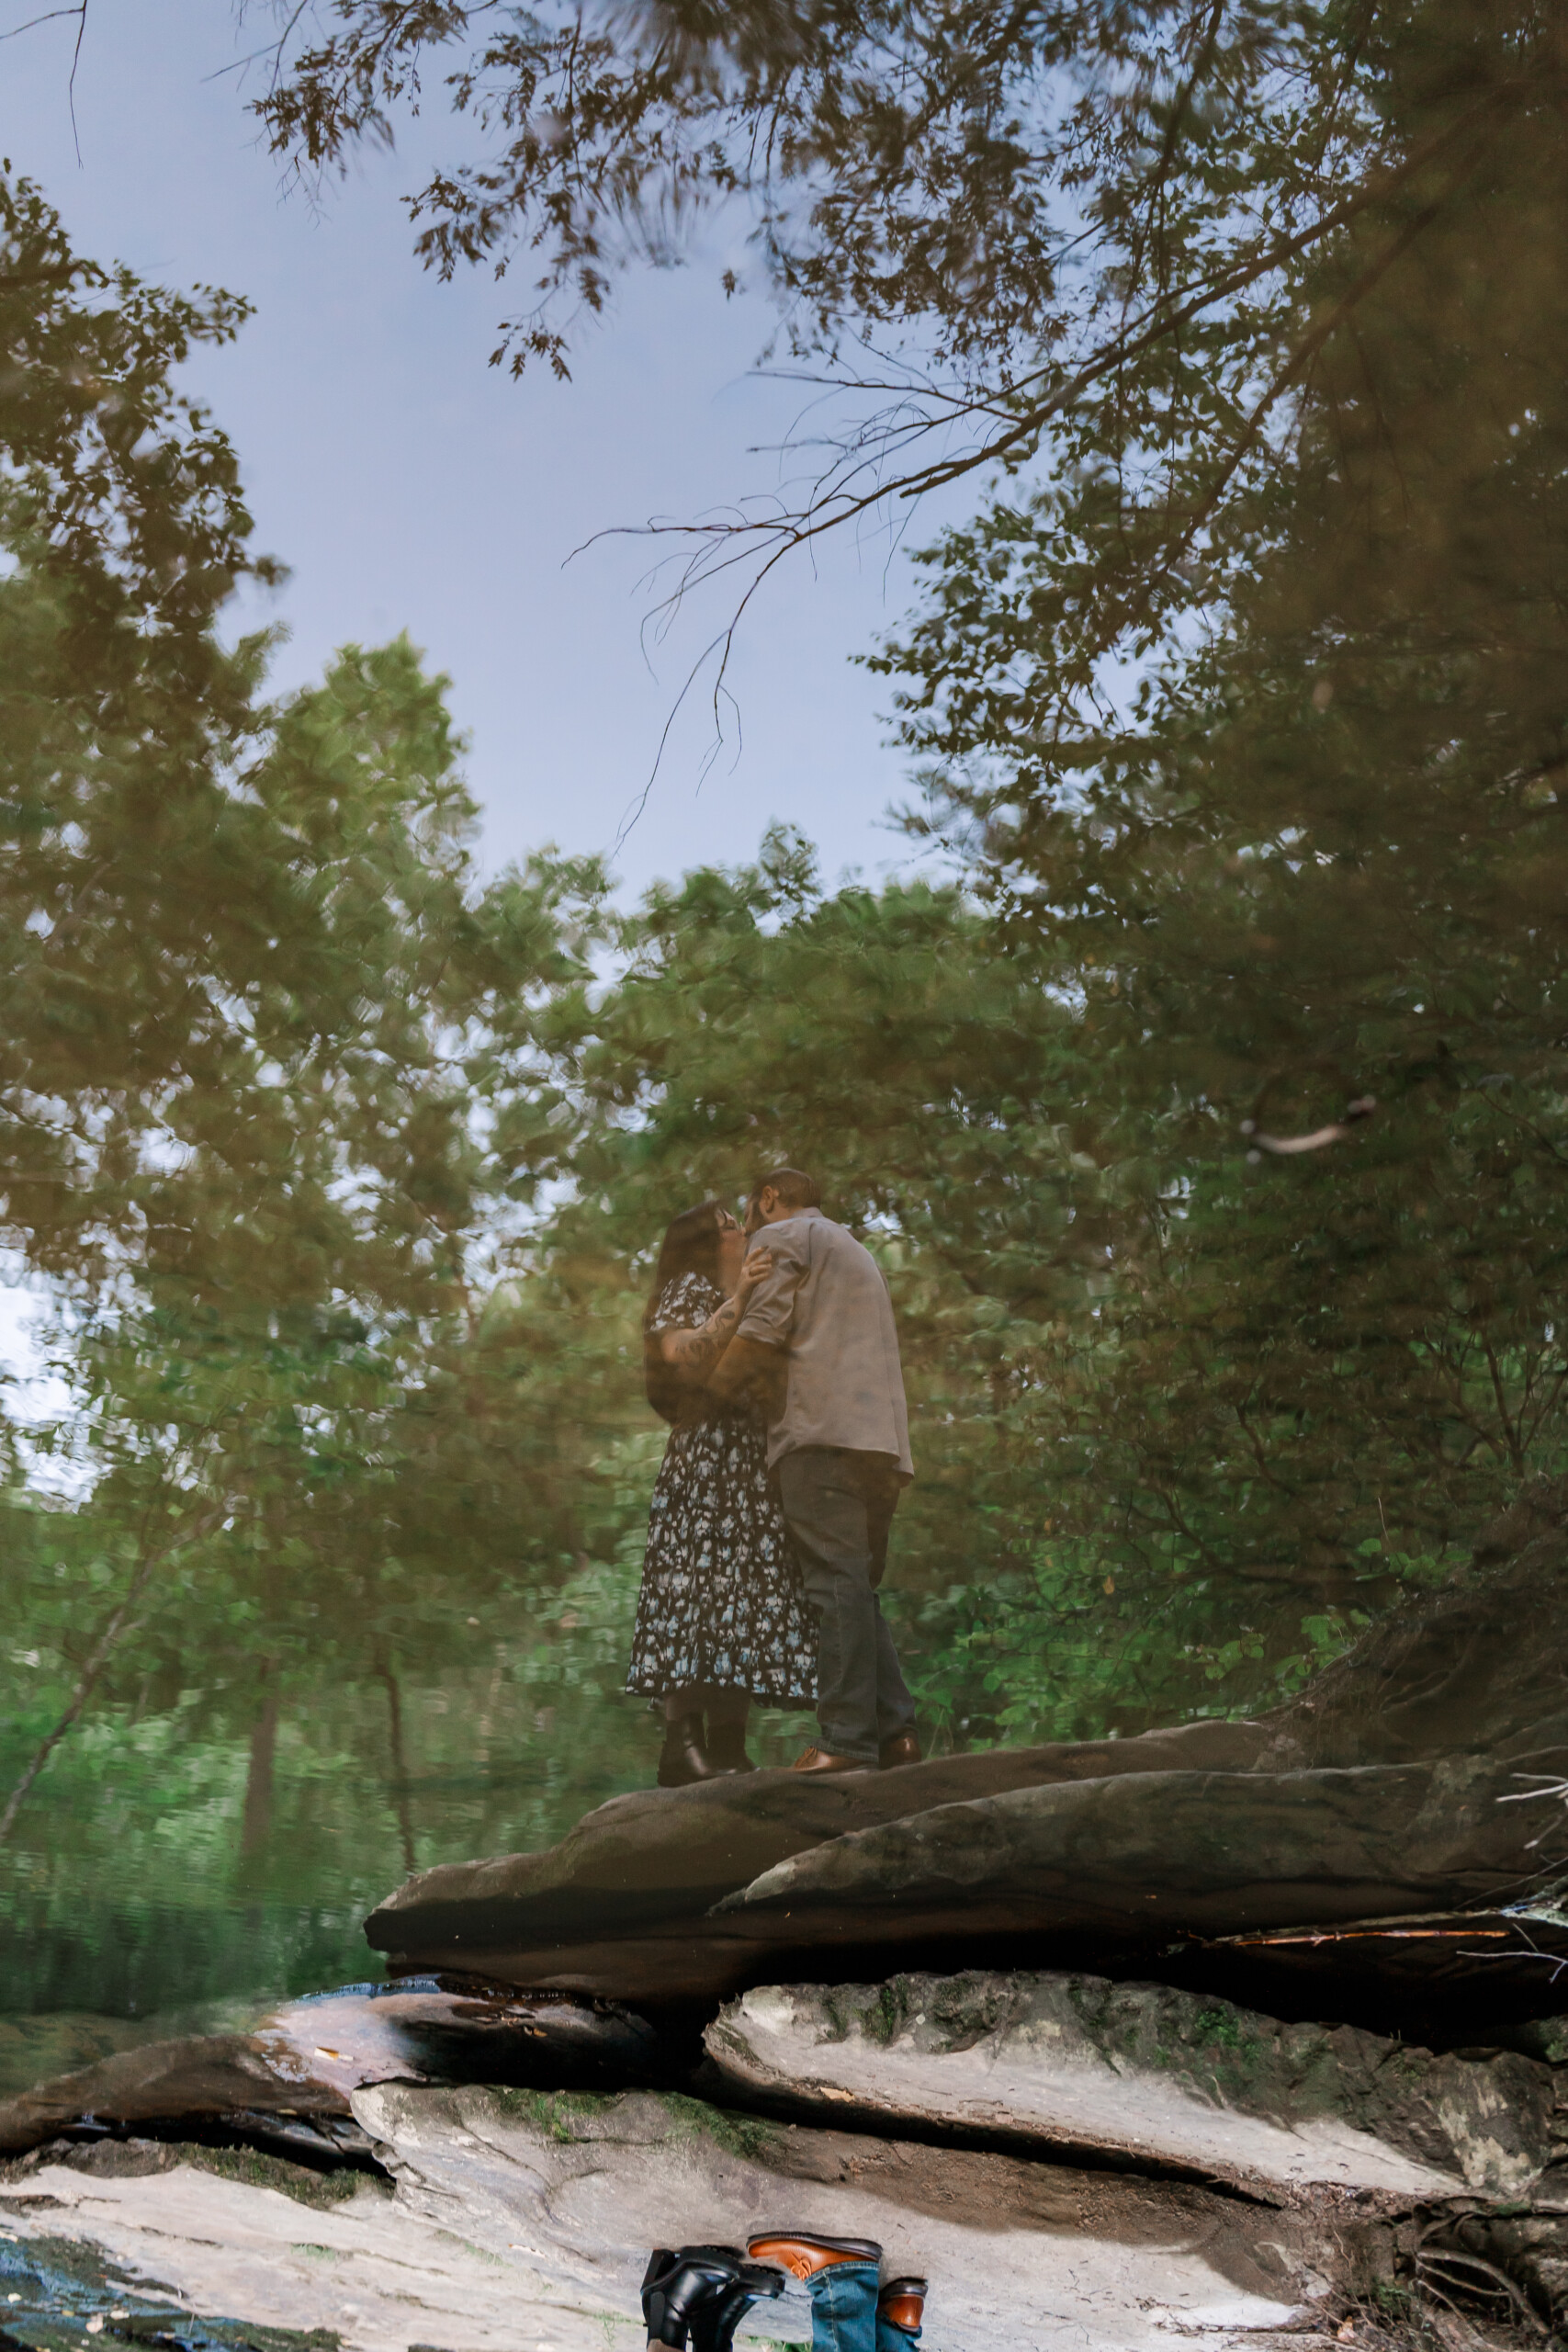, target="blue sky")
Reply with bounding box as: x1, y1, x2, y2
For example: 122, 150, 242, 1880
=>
0, 0, 957, 897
